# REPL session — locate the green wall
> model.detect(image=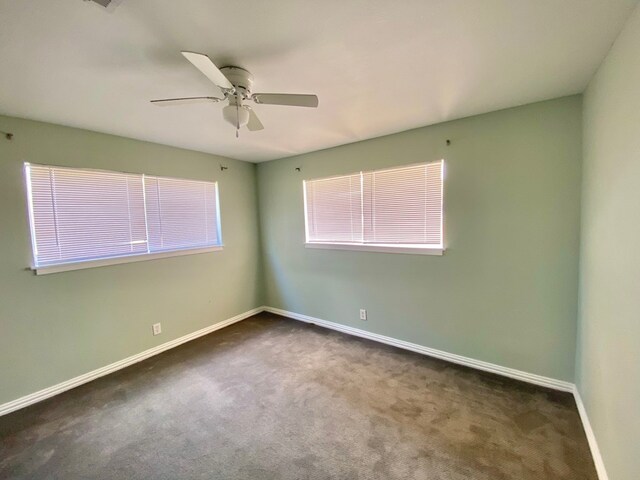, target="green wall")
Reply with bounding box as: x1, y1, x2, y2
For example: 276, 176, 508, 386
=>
258, 96, 583, 382
578, 5, 640, 480
0, 115, 263, 405
0, 97, 585, 409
